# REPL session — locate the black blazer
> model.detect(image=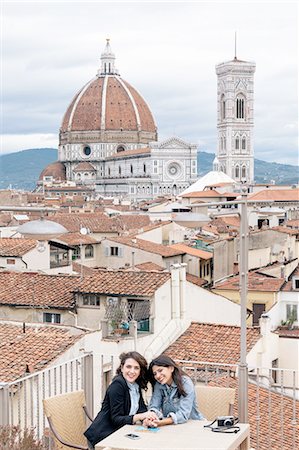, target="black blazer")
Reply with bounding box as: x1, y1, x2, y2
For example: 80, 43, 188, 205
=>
84, 374, 147, 446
